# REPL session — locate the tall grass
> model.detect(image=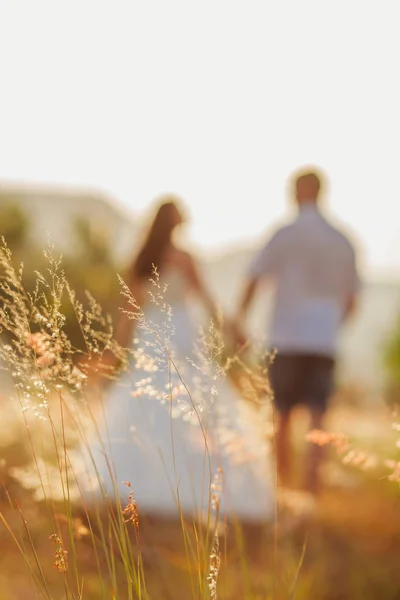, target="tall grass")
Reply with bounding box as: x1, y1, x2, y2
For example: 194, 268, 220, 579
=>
1, 240, 400, 599
0, 241, 278, 599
